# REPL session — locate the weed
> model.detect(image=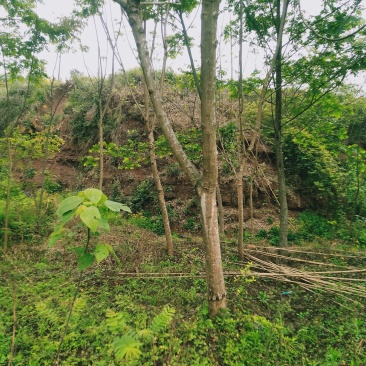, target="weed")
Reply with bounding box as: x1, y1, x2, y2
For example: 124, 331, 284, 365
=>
129, 178, 158, 212
166, 162, 181, 177
128, 212, 165, 235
